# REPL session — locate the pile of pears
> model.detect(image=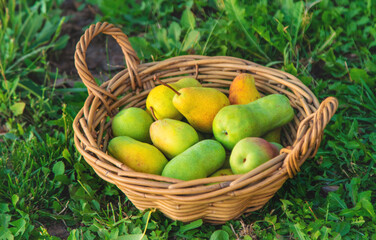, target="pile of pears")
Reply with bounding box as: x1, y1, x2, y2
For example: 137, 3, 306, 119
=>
108, 73, 294, 181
